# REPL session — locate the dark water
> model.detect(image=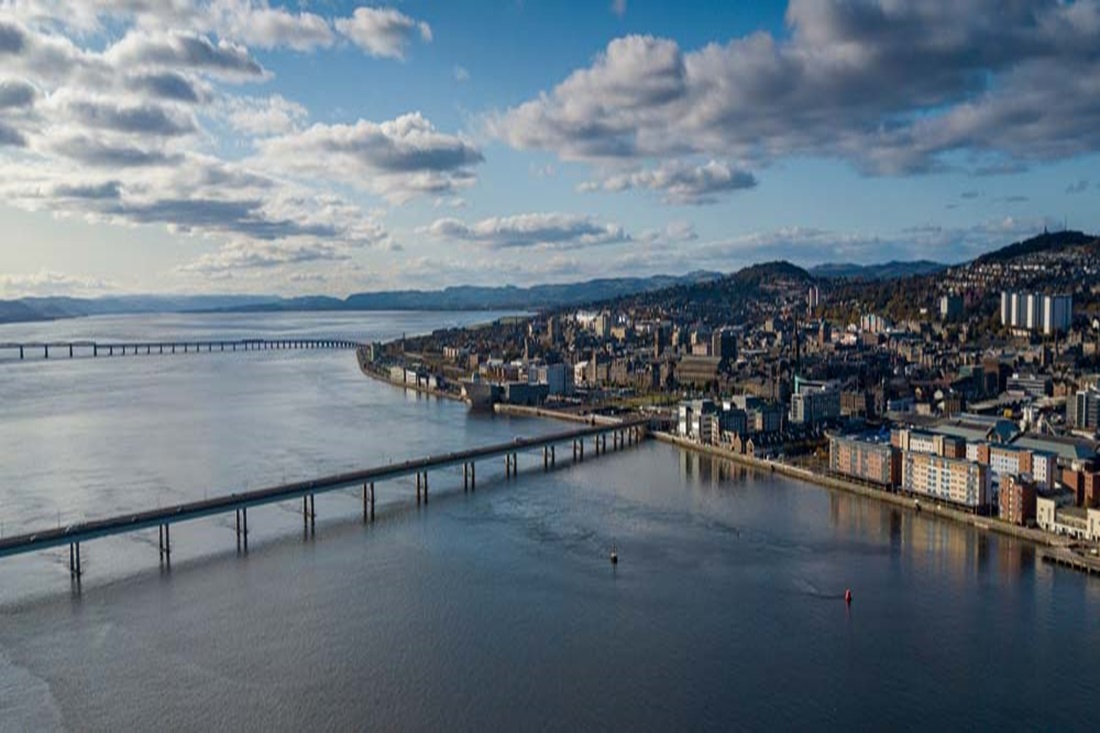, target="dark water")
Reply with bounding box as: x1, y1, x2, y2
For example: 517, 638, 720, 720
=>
1, 314, 1098, 731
